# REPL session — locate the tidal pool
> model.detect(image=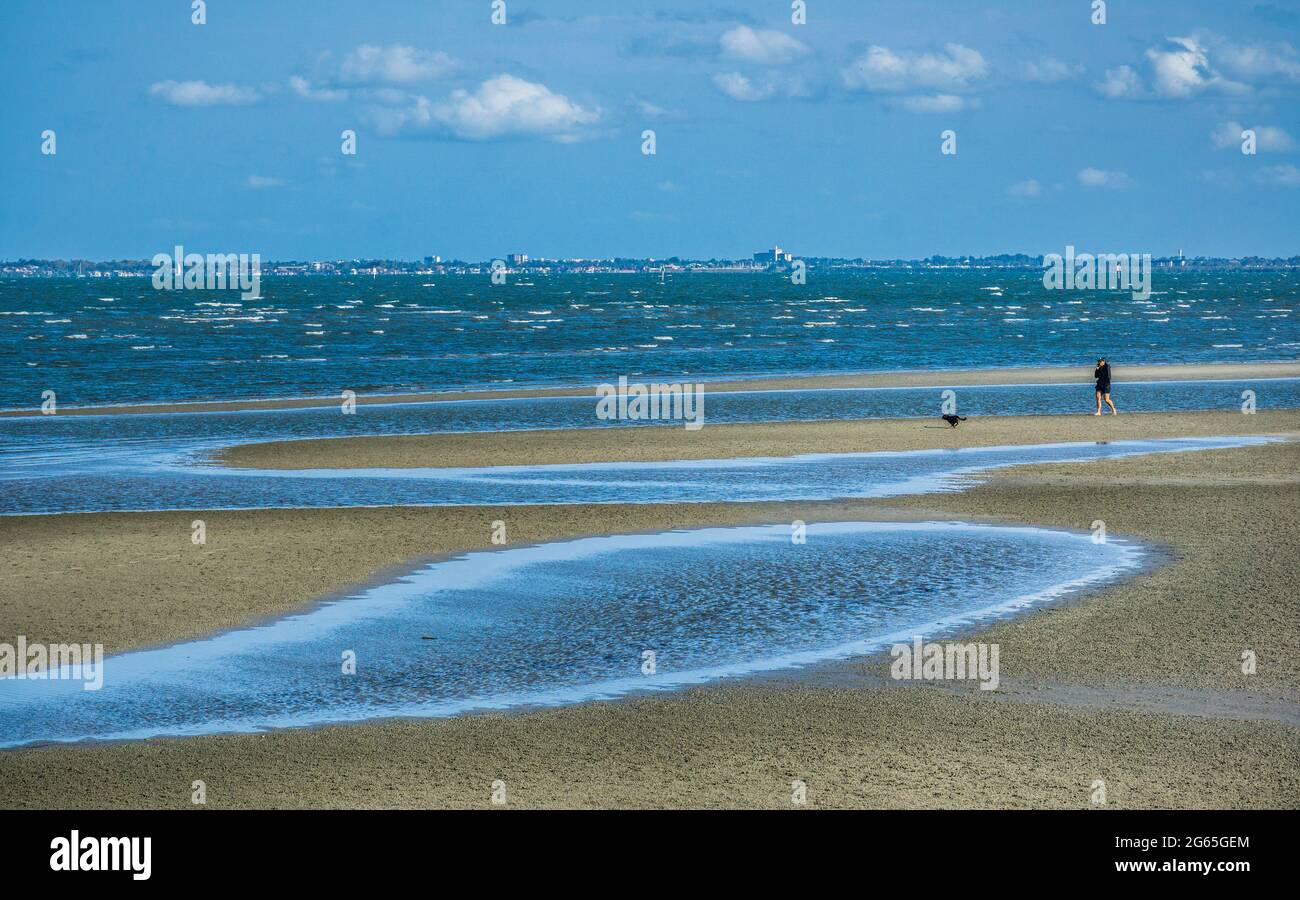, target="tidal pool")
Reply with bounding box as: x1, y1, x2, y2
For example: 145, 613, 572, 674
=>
0, 433, 1281, 514
0, 521, 1143, 748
